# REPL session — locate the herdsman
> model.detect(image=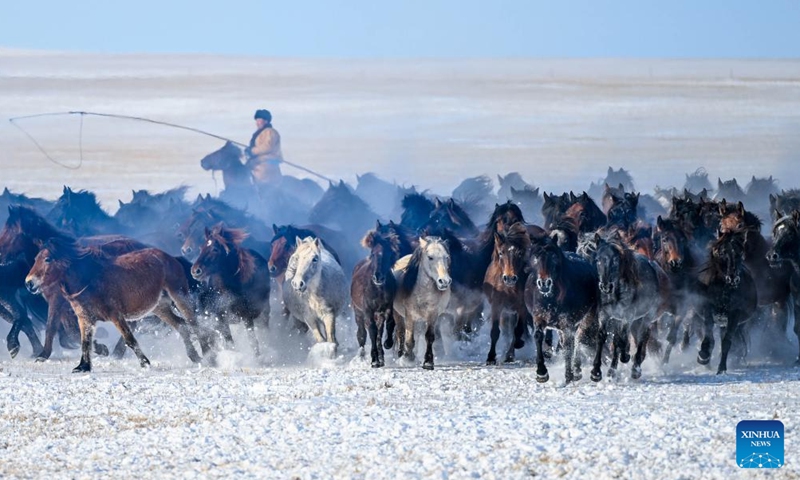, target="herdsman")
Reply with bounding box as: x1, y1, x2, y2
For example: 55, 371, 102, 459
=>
245, 109, 284, 188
